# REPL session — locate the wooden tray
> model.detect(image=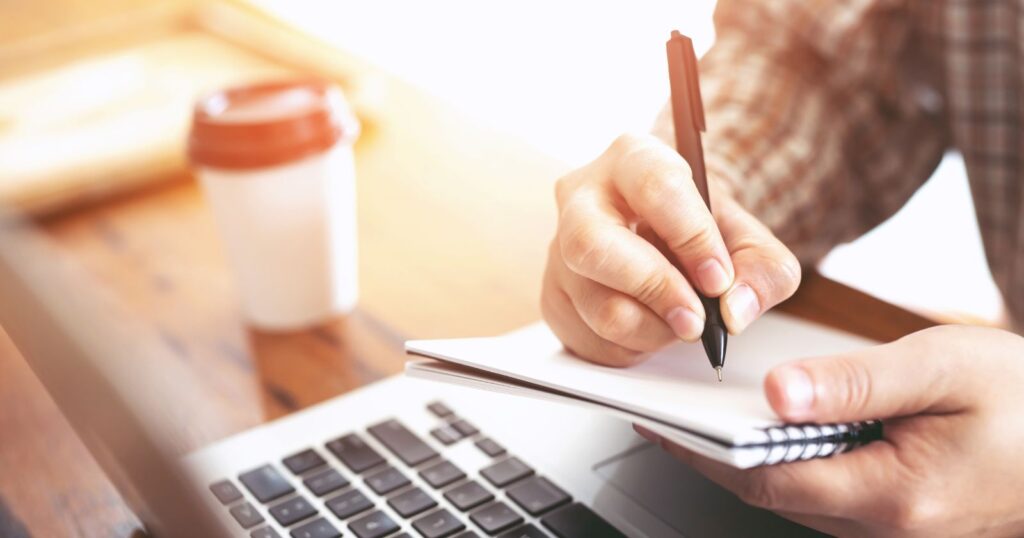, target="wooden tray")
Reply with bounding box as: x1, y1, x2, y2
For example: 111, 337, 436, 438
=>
0, 0, 375, 215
